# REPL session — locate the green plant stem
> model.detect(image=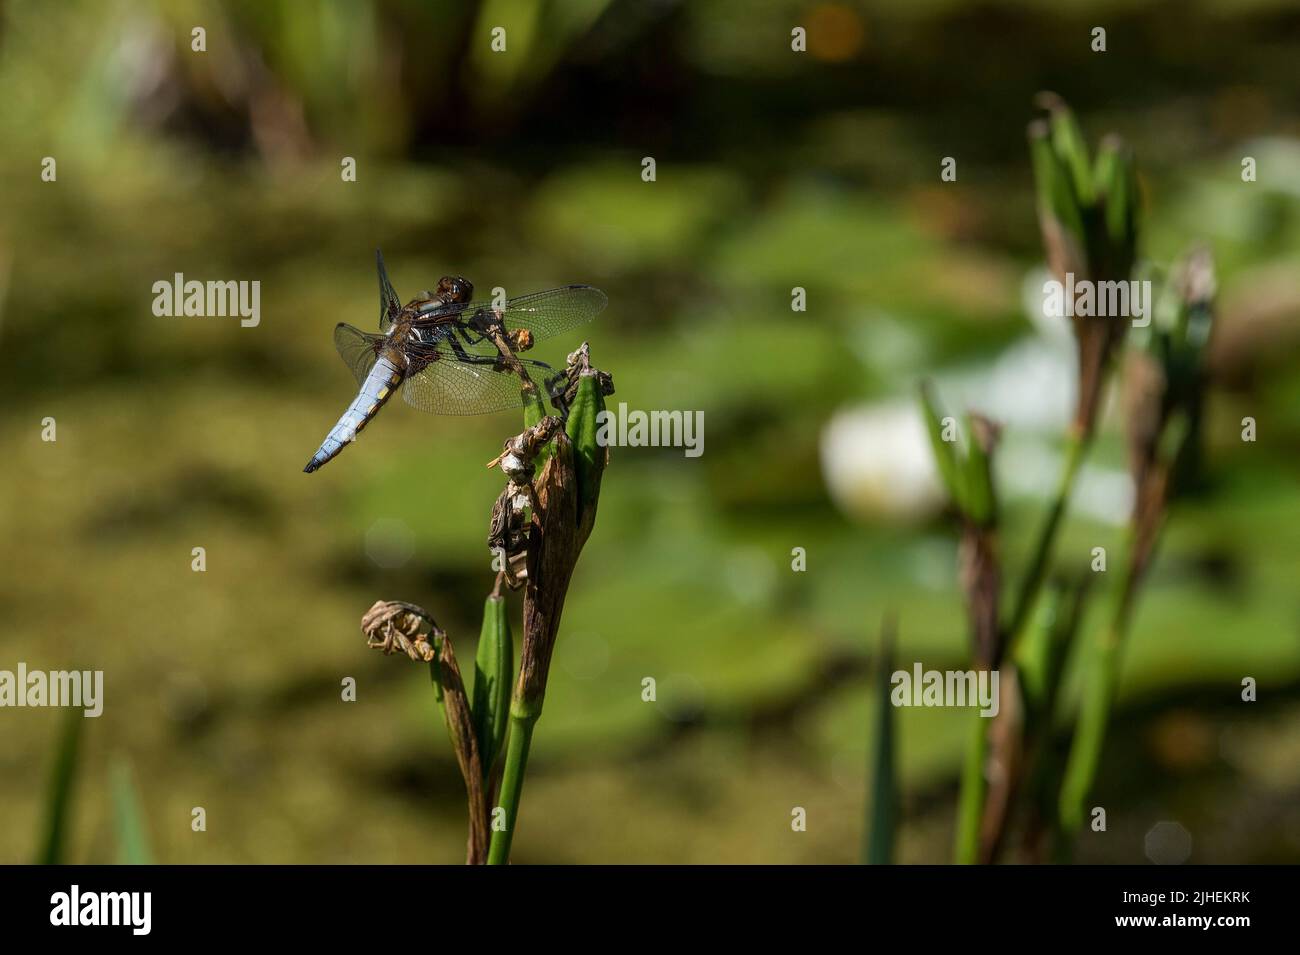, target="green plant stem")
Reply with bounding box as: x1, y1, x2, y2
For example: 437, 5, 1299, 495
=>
1058, 541, 1140, 841
1056, 629, 1120, 838
1006, 431, 1088, 653
953, 711, 989, 864
864, 618, 897, 864
954, 431, 1088, 865
487, 698, 541, 865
